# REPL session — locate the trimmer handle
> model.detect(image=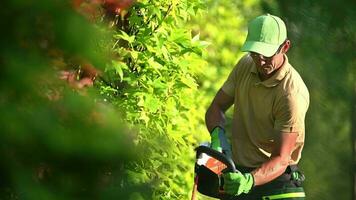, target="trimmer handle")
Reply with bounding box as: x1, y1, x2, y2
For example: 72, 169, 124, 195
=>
195, 145, 238, 173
